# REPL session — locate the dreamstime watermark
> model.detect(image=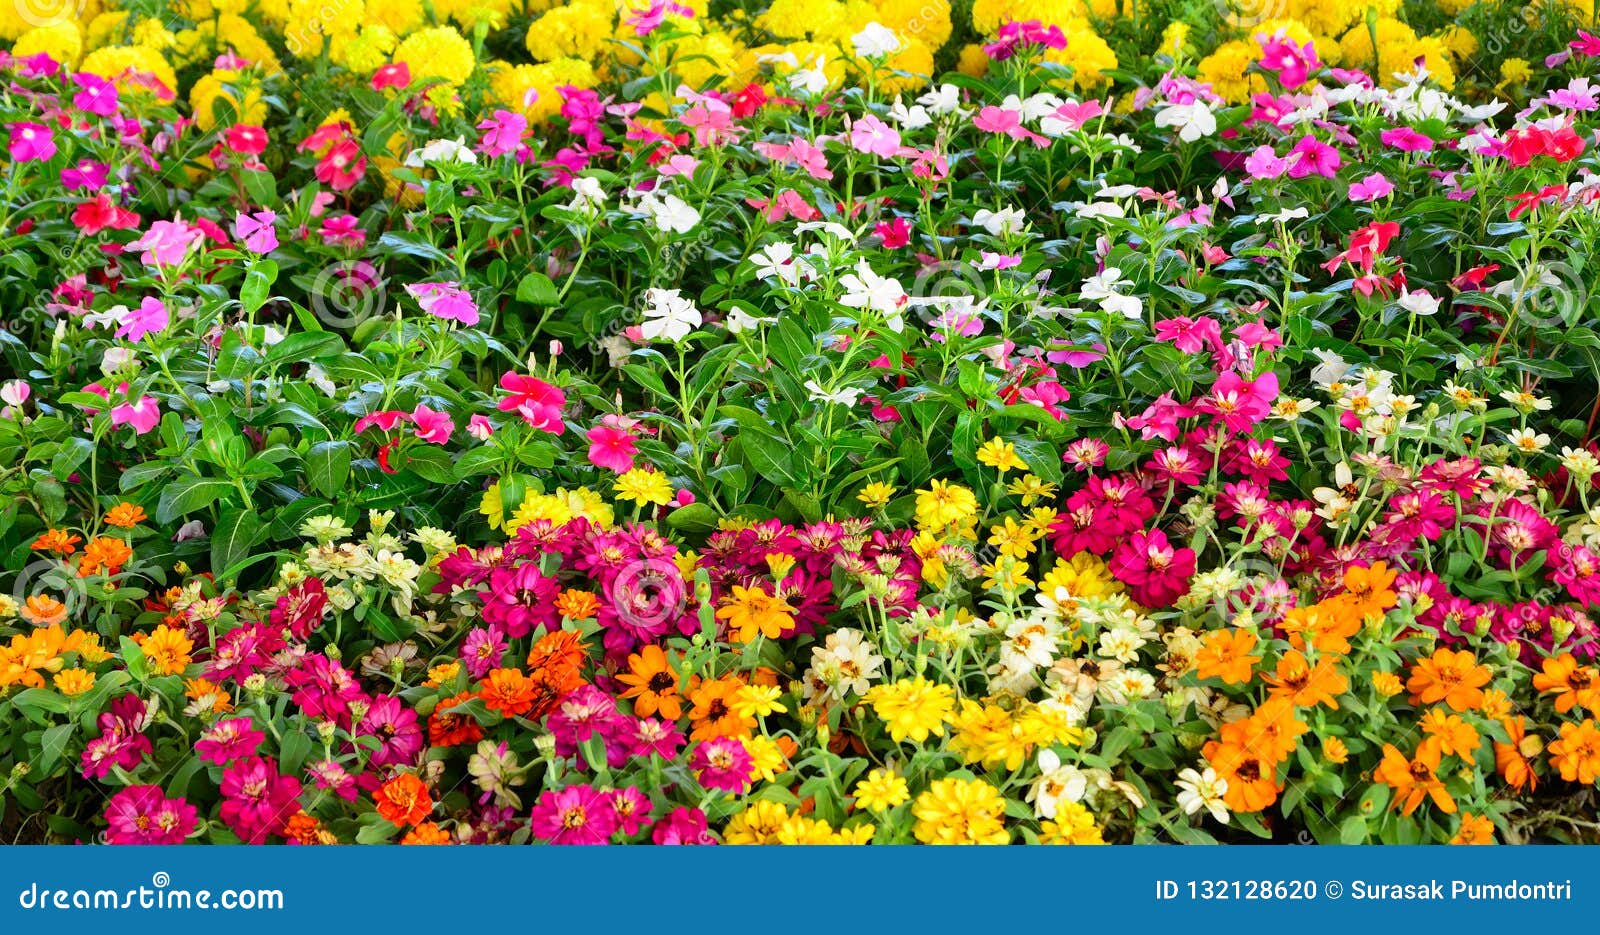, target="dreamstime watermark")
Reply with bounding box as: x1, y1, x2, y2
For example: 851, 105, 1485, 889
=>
306, 258, 389, 328
13, 0, 85, 30
604, 557, 690, 634
16, 872, 285, 912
